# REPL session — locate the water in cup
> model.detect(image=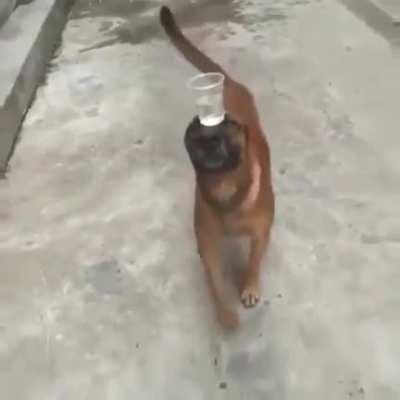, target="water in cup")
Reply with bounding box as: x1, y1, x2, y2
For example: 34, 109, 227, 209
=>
197, 93, 225, 126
